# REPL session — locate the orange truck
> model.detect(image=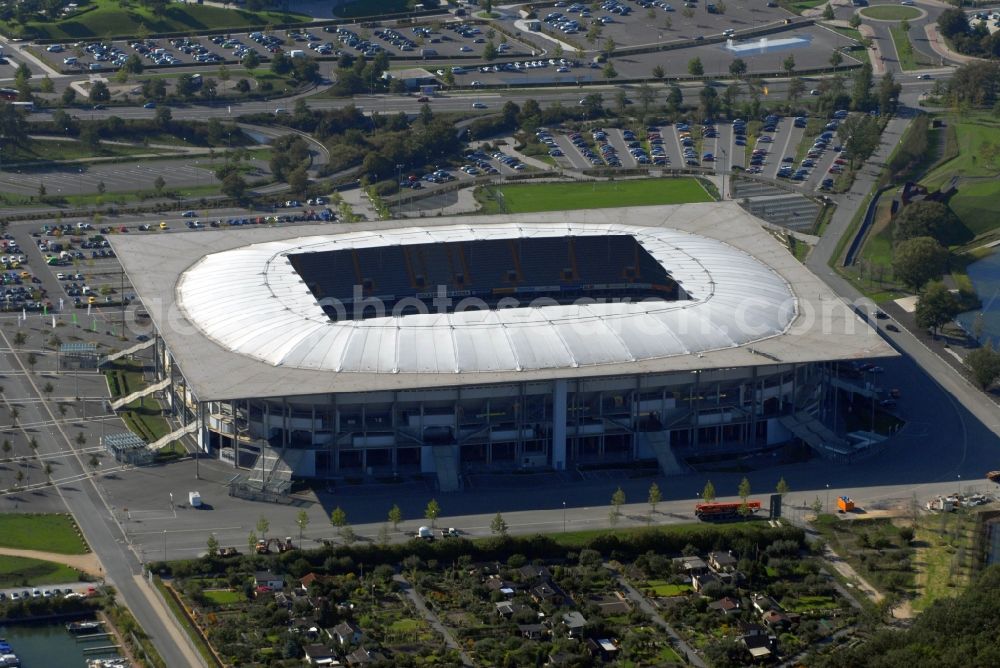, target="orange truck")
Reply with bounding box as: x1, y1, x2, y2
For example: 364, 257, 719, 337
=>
837, 496, 855, 512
